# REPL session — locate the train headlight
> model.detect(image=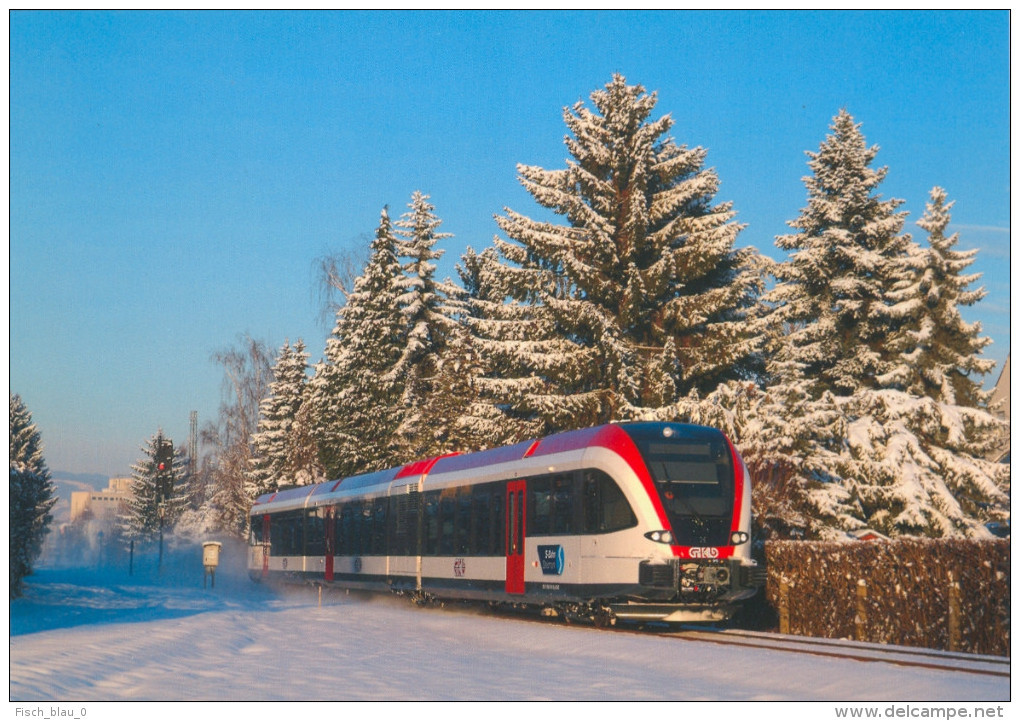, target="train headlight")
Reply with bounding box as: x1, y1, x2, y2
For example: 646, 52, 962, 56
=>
730, 531, 749, 545
644, 530, 675, 544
